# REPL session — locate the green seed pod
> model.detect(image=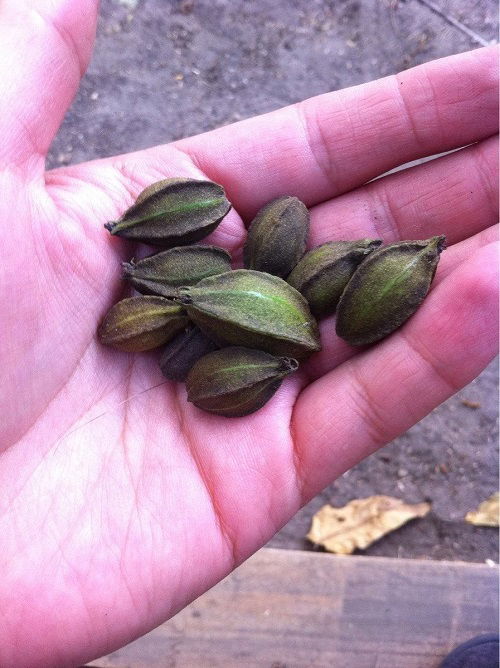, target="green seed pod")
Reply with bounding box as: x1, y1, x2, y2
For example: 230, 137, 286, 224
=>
104, 178, 232, 247
243, 196, 309, 278
186, 346, 299, 417
159, 325, 219, 382
122, 245, 232, 297
287, 239, 382, 317
179, 269, 321, 359
98, 296, 189, 352
336, 236, 446, 346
